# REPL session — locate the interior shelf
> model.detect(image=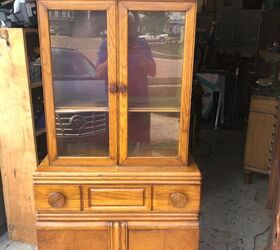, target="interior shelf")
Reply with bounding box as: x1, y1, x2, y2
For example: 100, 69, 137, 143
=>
128, 97, 180, 110
128, 107, 180, 112
35, 128, 46, 136
55, 107, 109, 113
30, 82, 42, 88
24, 28, 38, 33
55, 107, 180, 113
